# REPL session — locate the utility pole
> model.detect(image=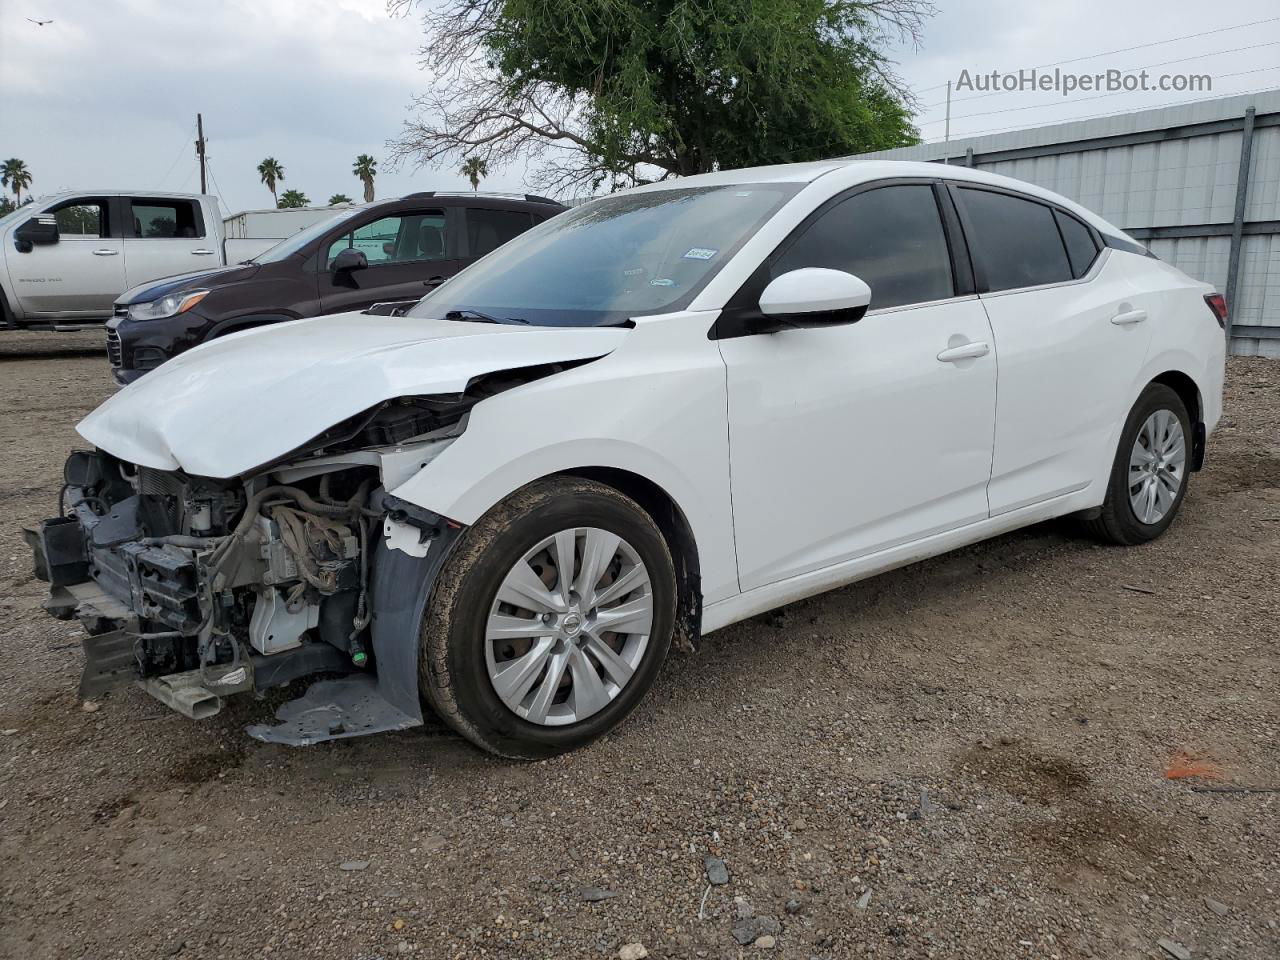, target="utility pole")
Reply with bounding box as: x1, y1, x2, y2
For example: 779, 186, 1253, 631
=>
195, 113, 207, 194
943, 81, 951, 164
